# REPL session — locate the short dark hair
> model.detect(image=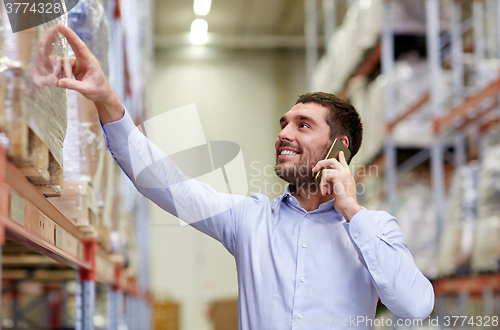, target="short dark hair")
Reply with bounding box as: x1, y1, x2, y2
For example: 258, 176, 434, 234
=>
295, 92, 363, 162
